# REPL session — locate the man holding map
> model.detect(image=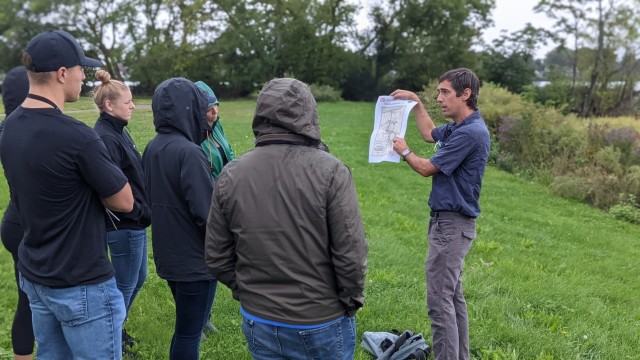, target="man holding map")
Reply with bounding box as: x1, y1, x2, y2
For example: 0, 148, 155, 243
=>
391, 68, 490, 360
